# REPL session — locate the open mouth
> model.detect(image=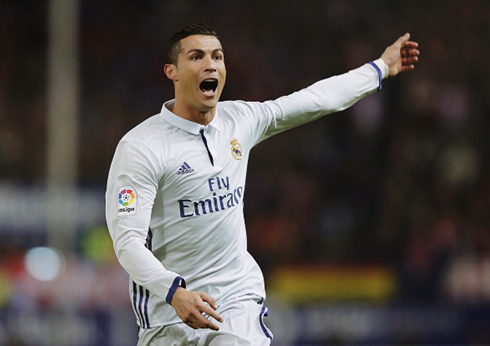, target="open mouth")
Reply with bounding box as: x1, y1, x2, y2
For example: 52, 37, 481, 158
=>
199, 79, 218, 96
